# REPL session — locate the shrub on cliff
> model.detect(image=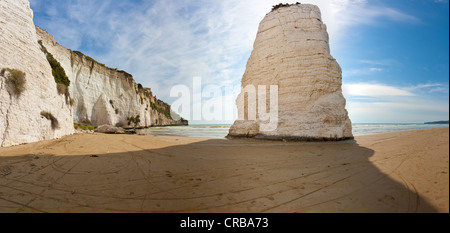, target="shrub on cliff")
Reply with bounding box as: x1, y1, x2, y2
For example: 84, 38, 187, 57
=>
2, 68, 26, 97
37, 40, 48, 54
149, 101, 172, 119
272, 2, 301, 11
57, 83, 69, 96
127, 115, 141, 127
73, 51, 84, 56
41, 111, 59, 130
74, 123, 95, 131
38, 40, 71, 87
73, 50, 106, 67
38, 40, 72, 105
47, 53, 70, 87
69, 98, 75, 106
150, 101, 157, 110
